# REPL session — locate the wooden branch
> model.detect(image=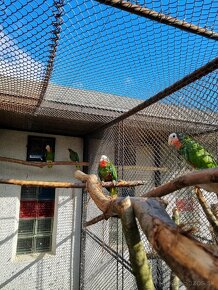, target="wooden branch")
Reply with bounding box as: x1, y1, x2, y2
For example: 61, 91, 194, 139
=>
0, 156, 89, 168
0, 177, 146, 189
117, 197, 155, 290
0, 179, 86, 188
142, 168, 218, 198
131, 198, 218, 290
211, 204, 218, 244
84, 214, 107, 227
170, 207, 180, 290
75, 170, 218, 290
95, 0, 218, 40
195, 187, 218, 237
